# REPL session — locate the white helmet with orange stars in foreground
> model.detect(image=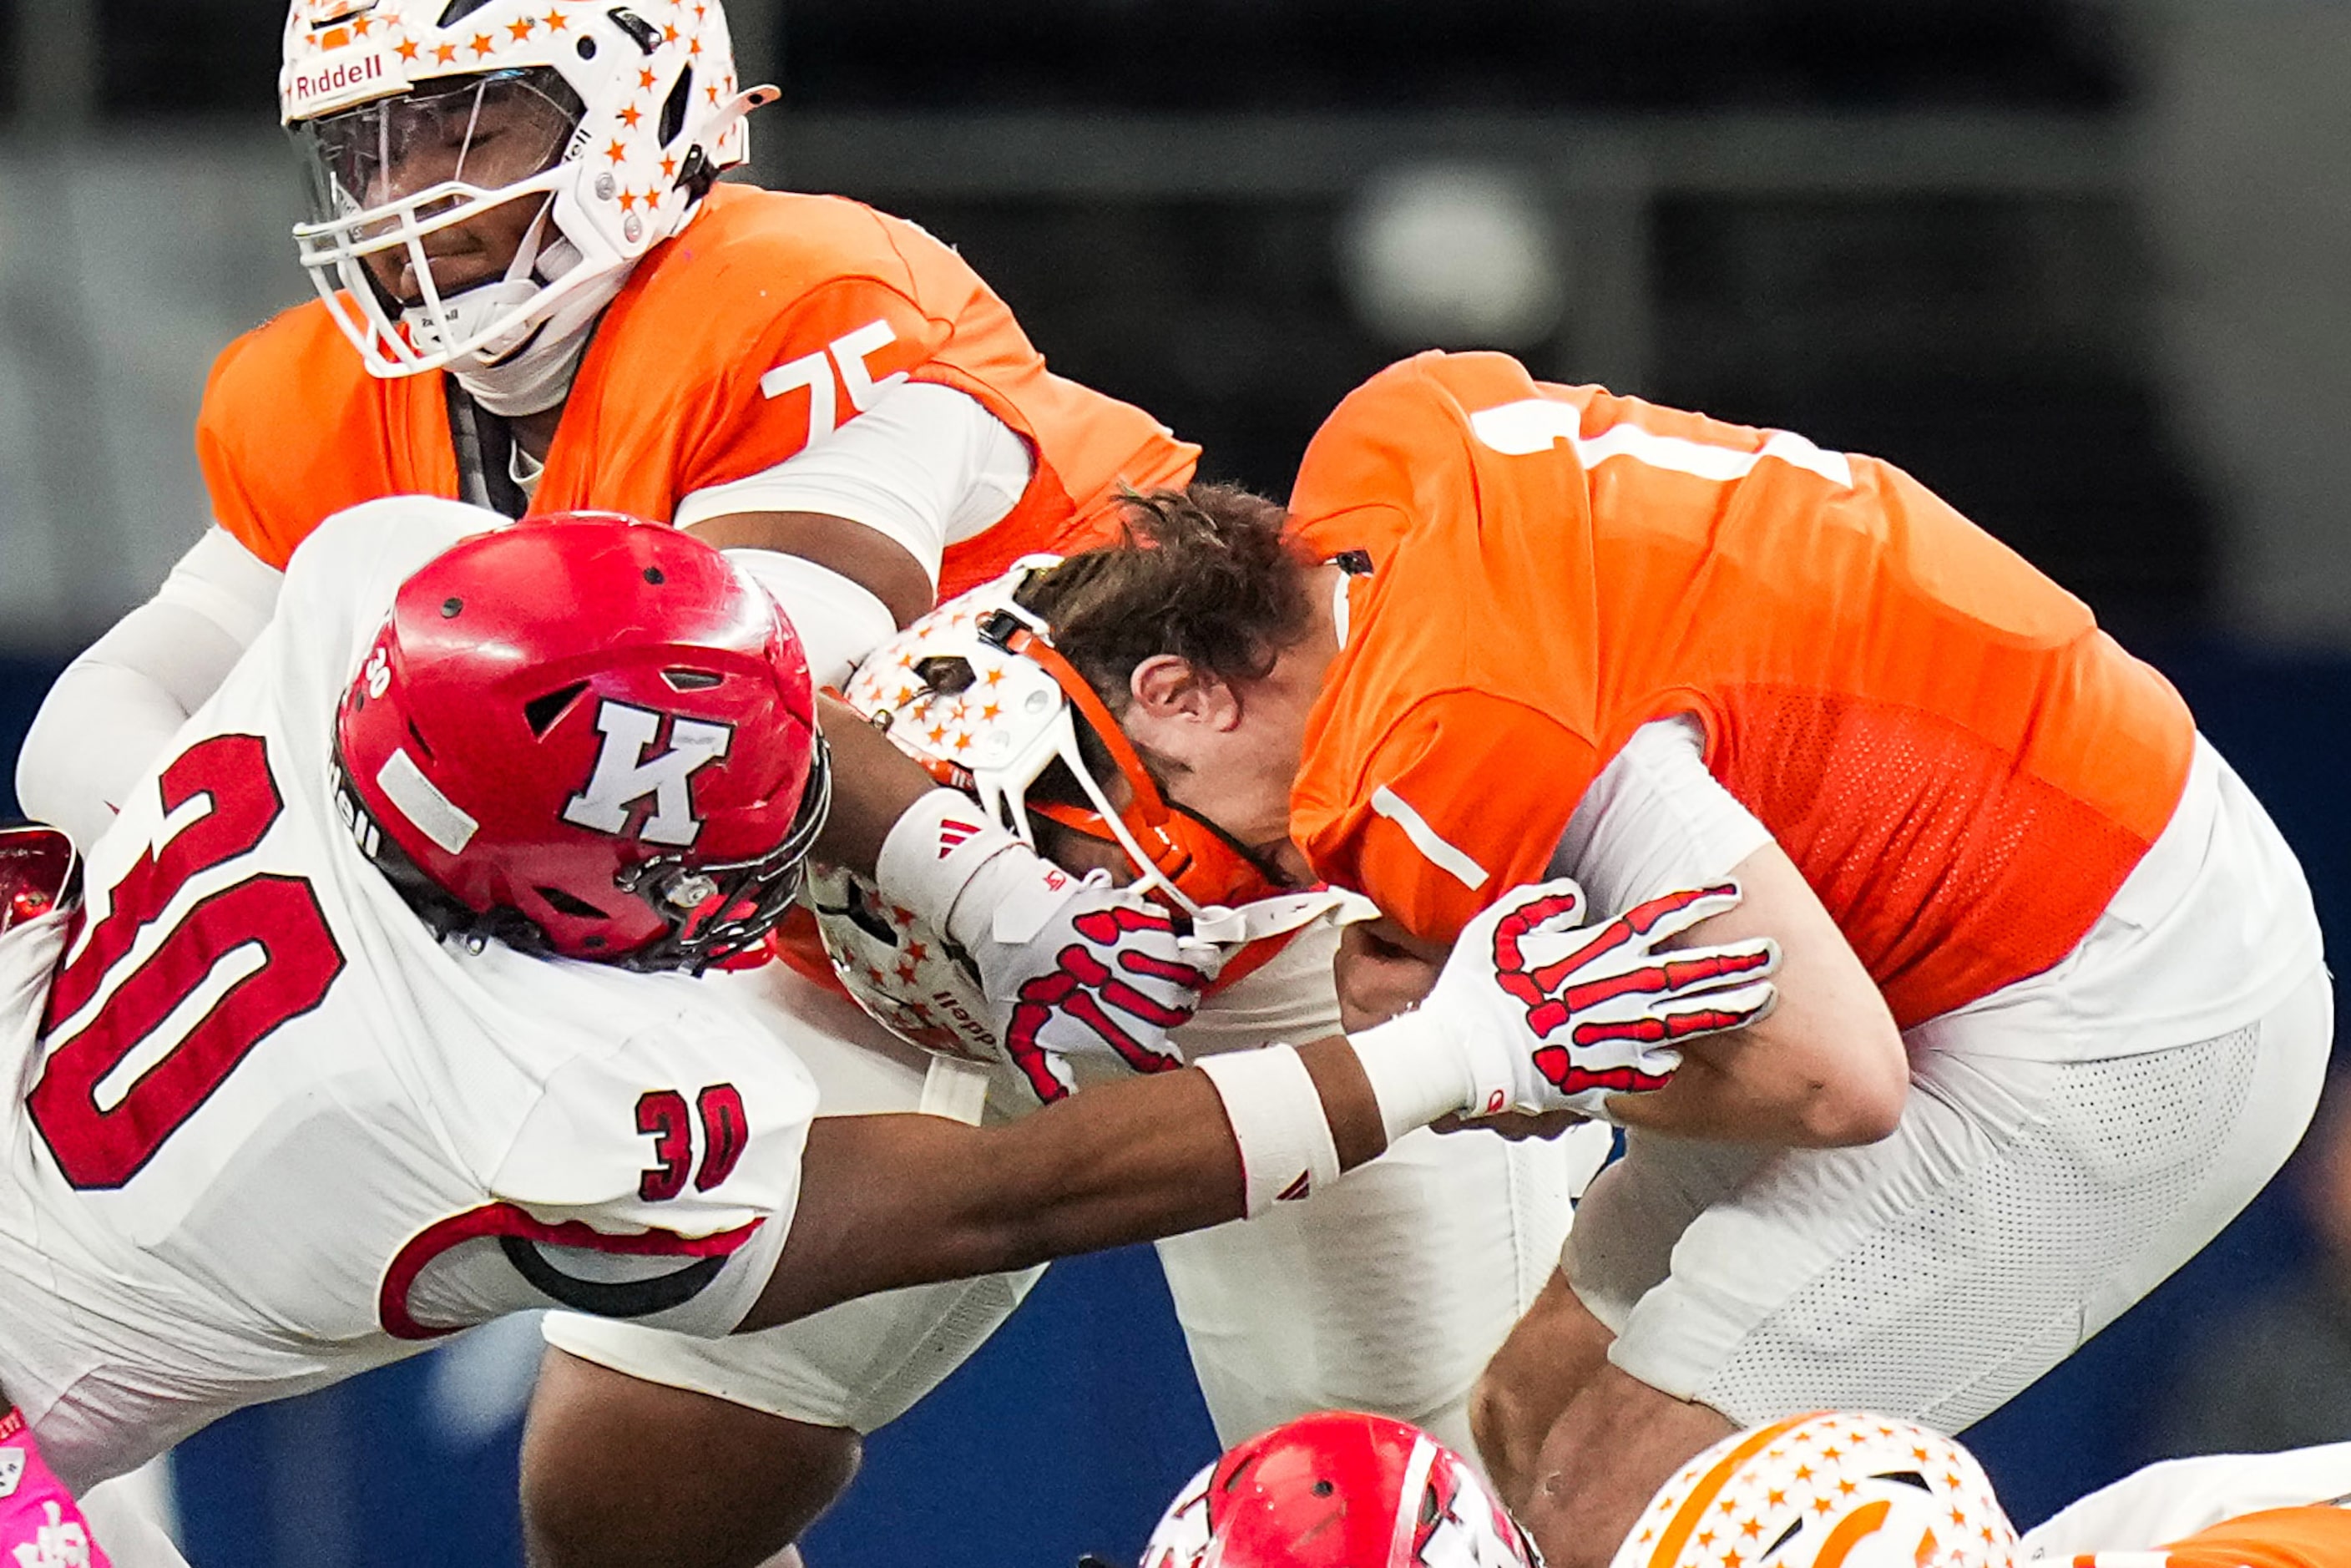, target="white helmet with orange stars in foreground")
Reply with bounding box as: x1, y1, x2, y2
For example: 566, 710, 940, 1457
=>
1139, 1410, 1542, 1568
1609, 1412, 2017, 1568
807, 556, 1366, 1102
280, 0, 774, 383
